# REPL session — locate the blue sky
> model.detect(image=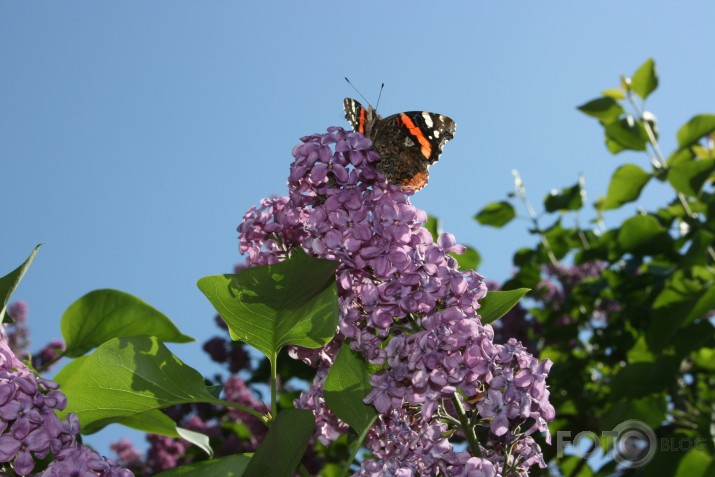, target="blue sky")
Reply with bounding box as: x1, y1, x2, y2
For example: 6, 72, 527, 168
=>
3, 1, 715, 457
